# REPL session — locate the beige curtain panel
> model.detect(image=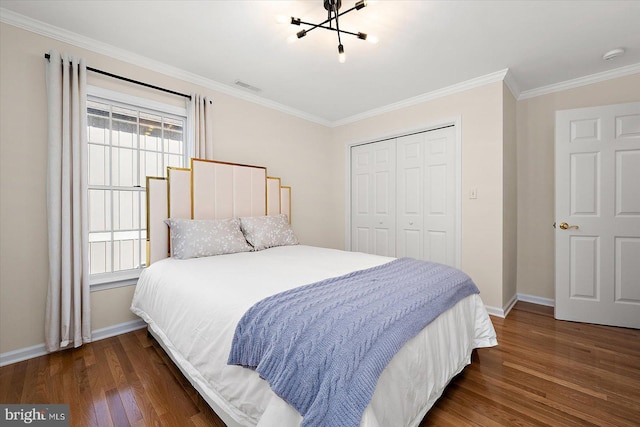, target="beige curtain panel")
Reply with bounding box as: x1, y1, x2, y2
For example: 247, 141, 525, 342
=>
45, 49, 91, 352
190, 94, 214, 159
